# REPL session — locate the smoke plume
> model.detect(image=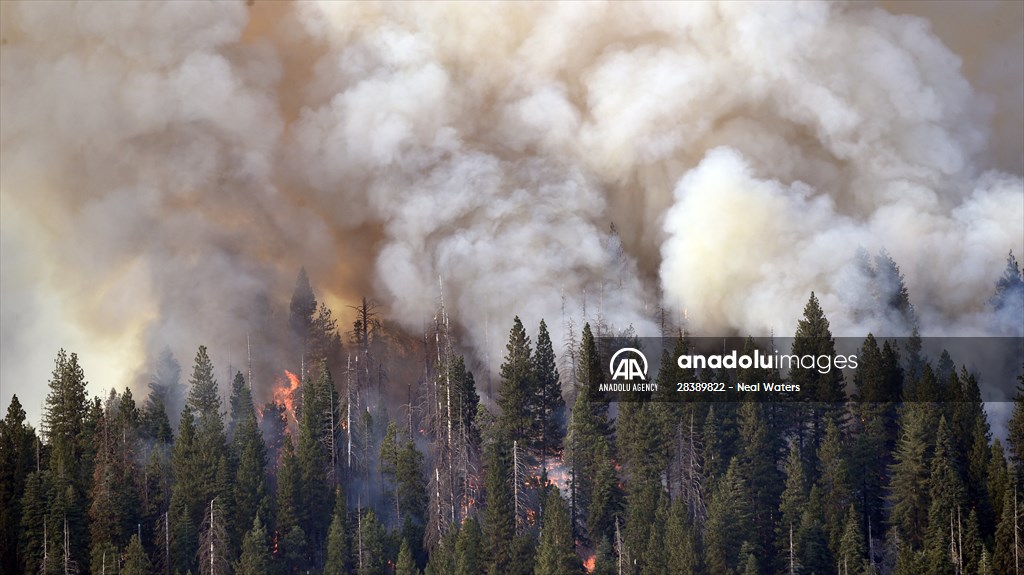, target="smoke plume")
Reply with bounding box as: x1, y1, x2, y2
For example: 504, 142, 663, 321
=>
1, 1, 1021, 422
